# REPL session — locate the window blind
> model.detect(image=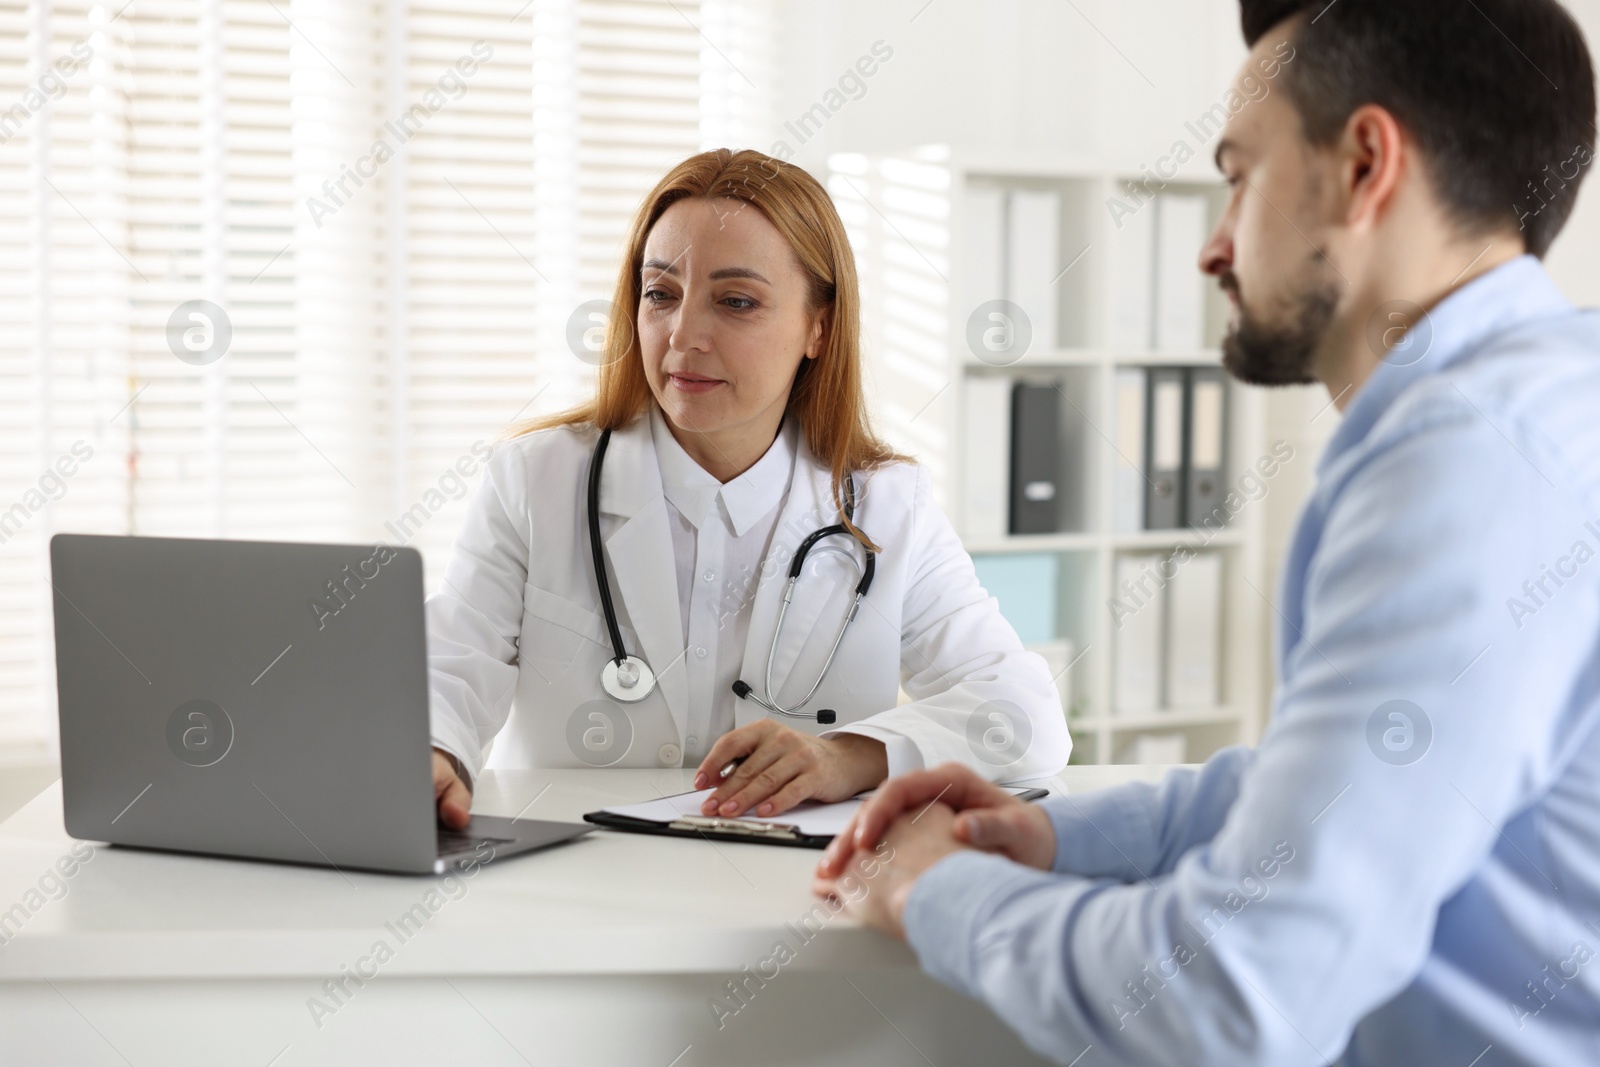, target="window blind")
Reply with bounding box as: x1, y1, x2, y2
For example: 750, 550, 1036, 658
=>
0, 0, 775, 757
